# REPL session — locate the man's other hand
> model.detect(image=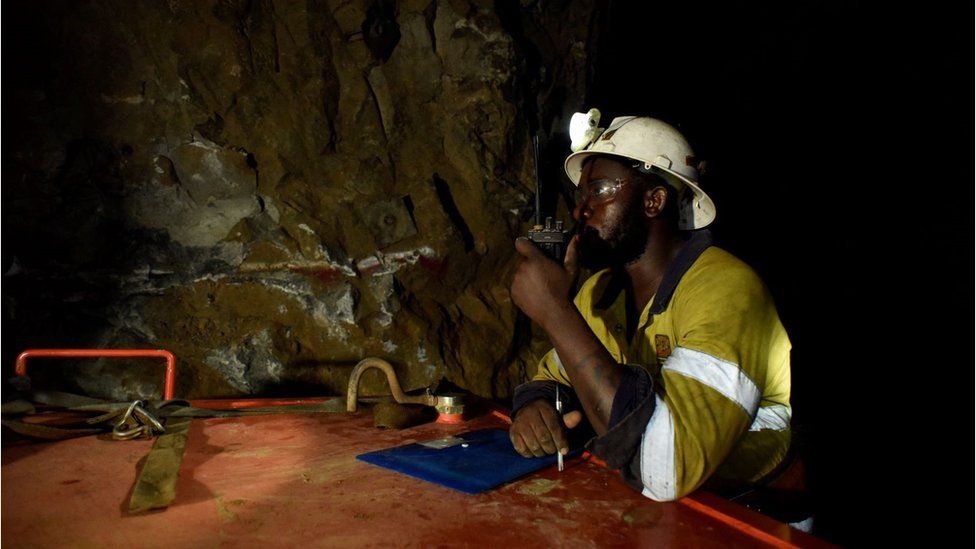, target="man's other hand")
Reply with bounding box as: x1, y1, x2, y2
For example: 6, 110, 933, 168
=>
511, 235, 579, 329
509, 398, 583, 458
